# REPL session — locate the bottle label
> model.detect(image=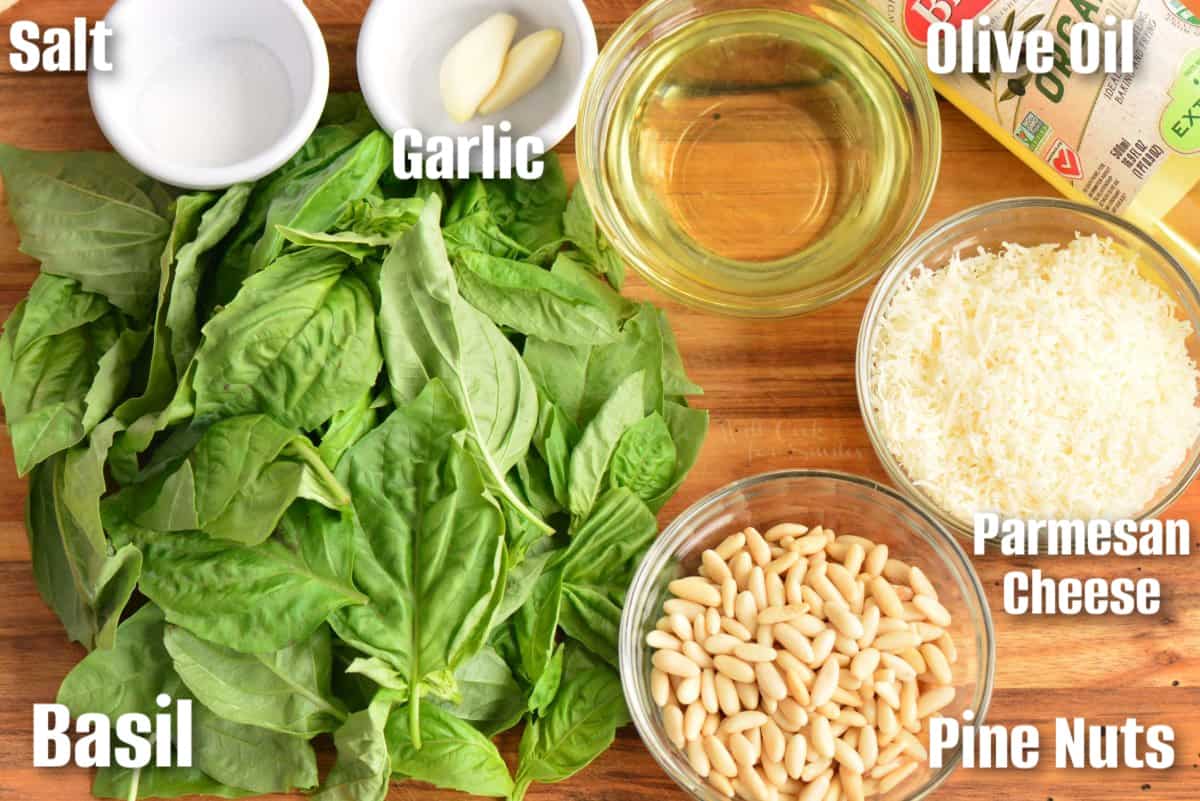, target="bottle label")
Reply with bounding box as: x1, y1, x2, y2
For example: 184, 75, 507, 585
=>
871, 0, 1200, 214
